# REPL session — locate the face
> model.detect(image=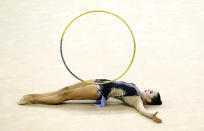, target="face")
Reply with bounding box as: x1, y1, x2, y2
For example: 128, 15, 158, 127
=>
142, 89, 158, 104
